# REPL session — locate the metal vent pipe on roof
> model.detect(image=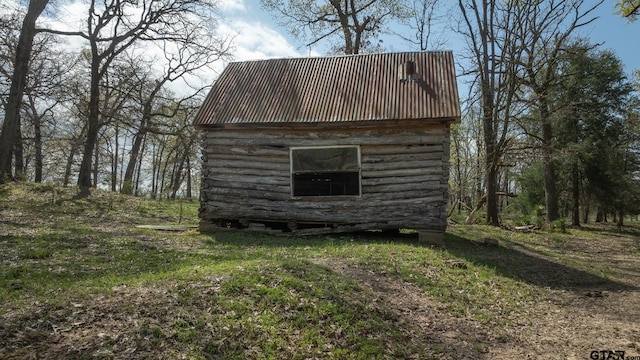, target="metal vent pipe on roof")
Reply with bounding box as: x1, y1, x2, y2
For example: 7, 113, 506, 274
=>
400, 60, 419, 82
